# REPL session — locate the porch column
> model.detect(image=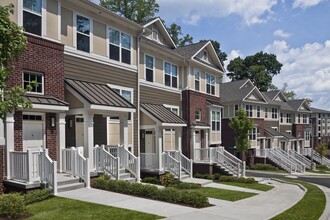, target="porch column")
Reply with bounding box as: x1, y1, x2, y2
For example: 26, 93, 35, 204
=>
191, 129, 195, 160
57, 113, 66, 172
119, 114, 129, 146
205, 130, 209, 148
83, 113, 94, 171
5, 113, 15, 179
175, 128, 182, 152
155, 127, 163, 171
